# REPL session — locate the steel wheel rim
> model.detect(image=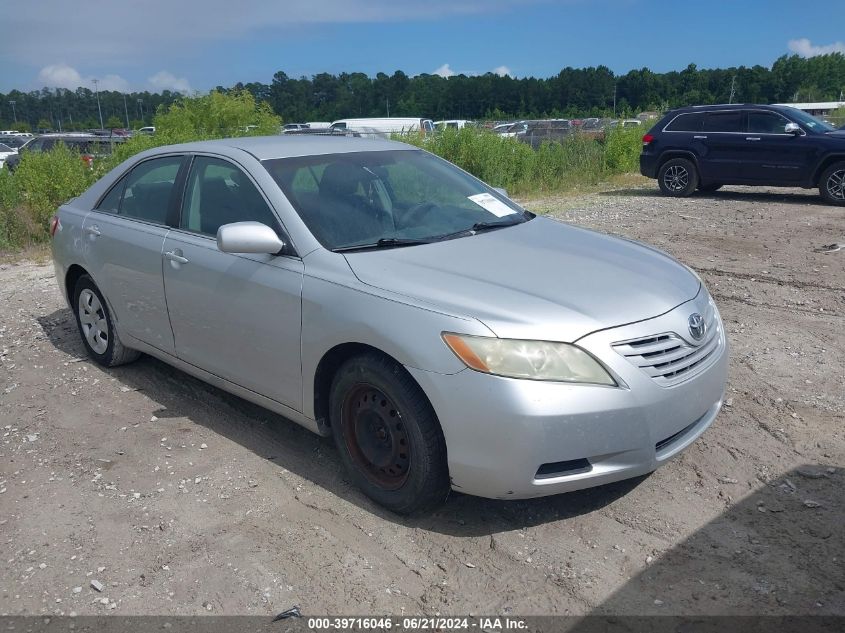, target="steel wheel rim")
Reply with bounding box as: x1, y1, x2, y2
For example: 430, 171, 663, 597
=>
78, 289, 109, 355
341, 384, 410, 490
663, 165, 689, 192
826, 169, 845, 201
